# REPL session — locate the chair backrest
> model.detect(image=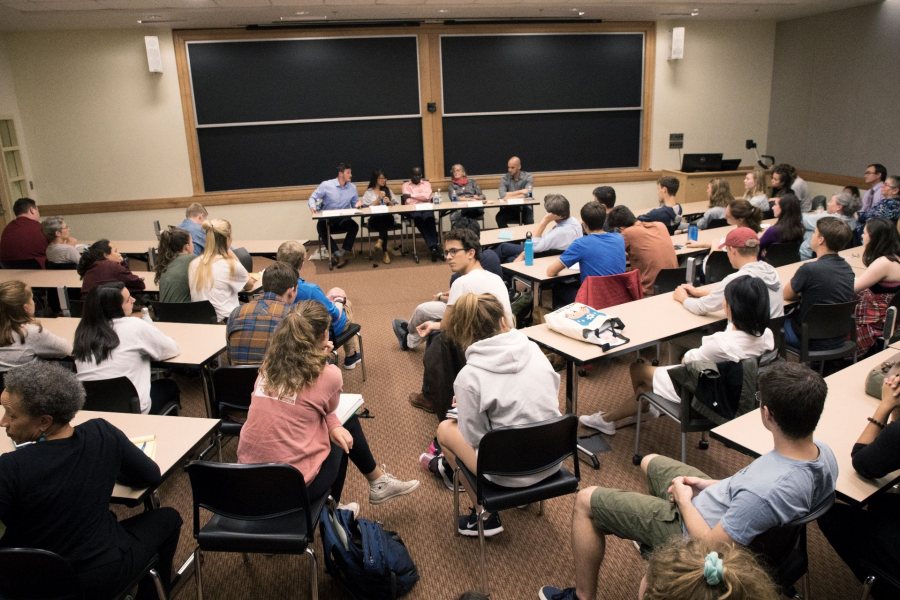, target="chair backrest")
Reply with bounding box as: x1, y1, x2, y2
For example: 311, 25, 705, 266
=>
704, 251, 737, 284
82, 377, 142, 413
801, 301, 858, 342
765, 241, 801, 267
706, 218, 728, 229
186, 461, 313, 536
46, 261, 77, 271
153, 219, 162, 240
575, 269, 643, 309
0, 548, 82, 600
211, 365, 259, 419
0, 259, 42, 269
652, 267, 688, 295
884, 306, 899, 346
151, 300, 217, 324
233, 247, 253, 272
475, 414, 579, 494
810, 195, 827, 211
